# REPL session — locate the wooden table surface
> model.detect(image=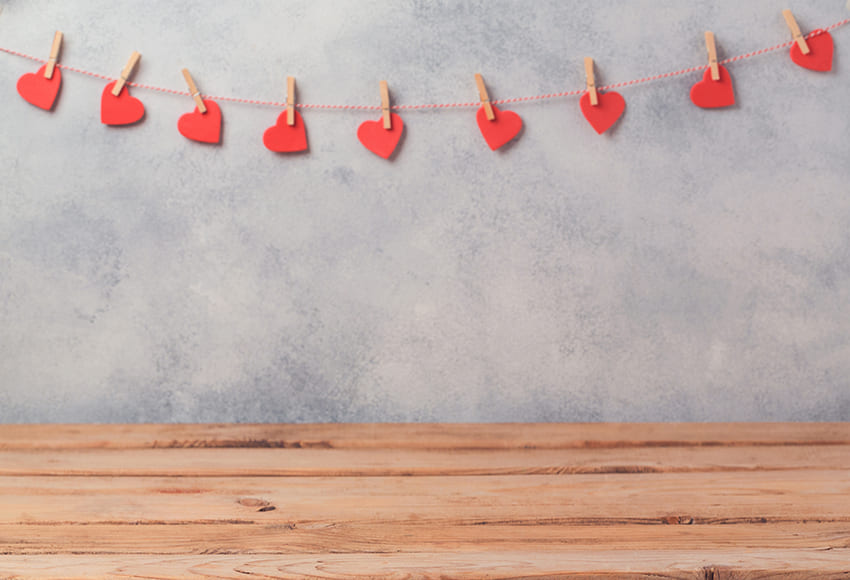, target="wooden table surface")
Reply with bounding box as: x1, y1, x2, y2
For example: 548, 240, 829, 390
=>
0, 423, 848, 579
